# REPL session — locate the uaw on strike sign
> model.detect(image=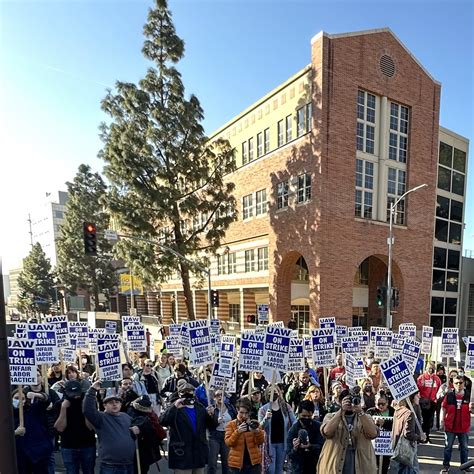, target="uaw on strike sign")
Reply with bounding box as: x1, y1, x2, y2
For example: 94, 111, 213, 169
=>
380, 354, 418, 402
27, 323, 59, 364
8, 338, 38, 385
97, 334, 121, 381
